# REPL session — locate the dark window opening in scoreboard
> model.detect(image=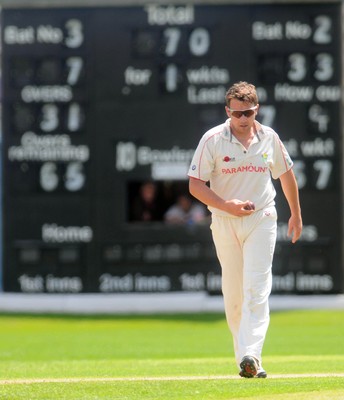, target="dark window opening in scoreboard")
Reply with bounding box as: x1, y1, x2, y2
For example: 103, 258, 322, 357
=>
132, 30, 159, 58
286, 253, 304, 273
19, 247, 41, 264
17, 245, 80, 263
58, 247, 80, 264
127, 180, 209, 225
11, 102, 37, 133
307, 255, 327, 274
10, 57, 36, 87
10, 56, 86, 87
